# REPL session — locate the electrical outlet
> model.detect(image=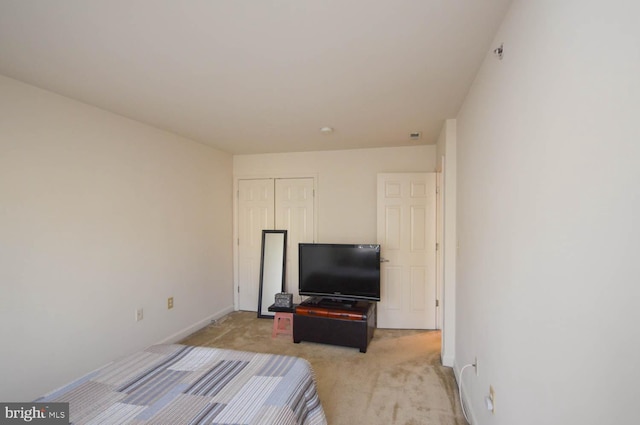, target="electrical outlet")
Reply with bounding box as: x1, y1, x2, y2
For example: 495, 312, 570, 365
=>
136, 308, 143, 322
488, 385, 495, 414
168, 297, 174, 309
474, 357, 479, 376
